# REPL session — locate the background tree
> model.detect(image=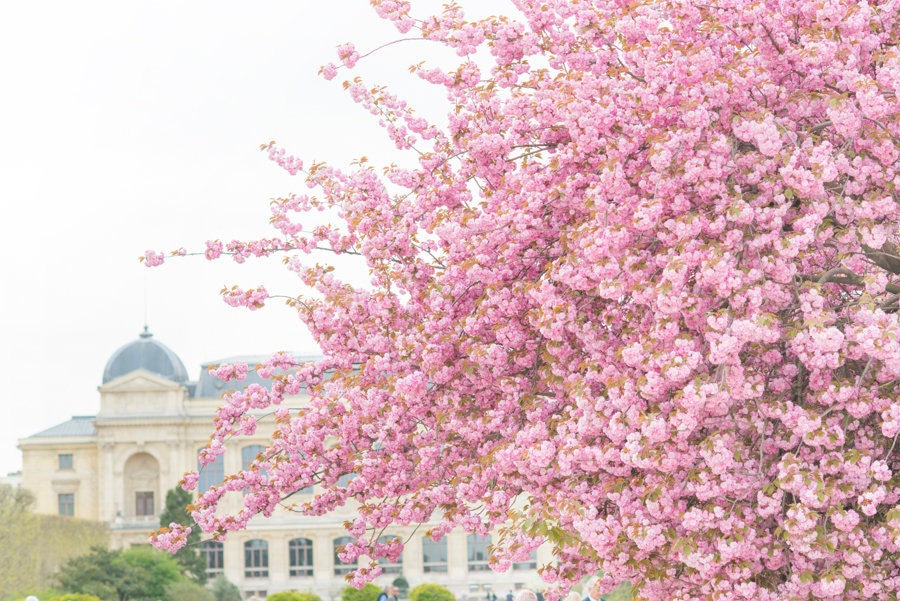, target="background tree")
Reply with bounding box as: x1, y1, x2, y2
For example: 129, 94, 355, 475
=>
210, 576, 242, 601
55, 546, 185, 601
150, 0, 900, 599
0, 485, 40, 595
54, 547, 120, 601
35, 515, 108, 590
165, 580, 214, 601
409, 584, 454, 601
0, 484, 108, 598
159, 487, 206, 583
